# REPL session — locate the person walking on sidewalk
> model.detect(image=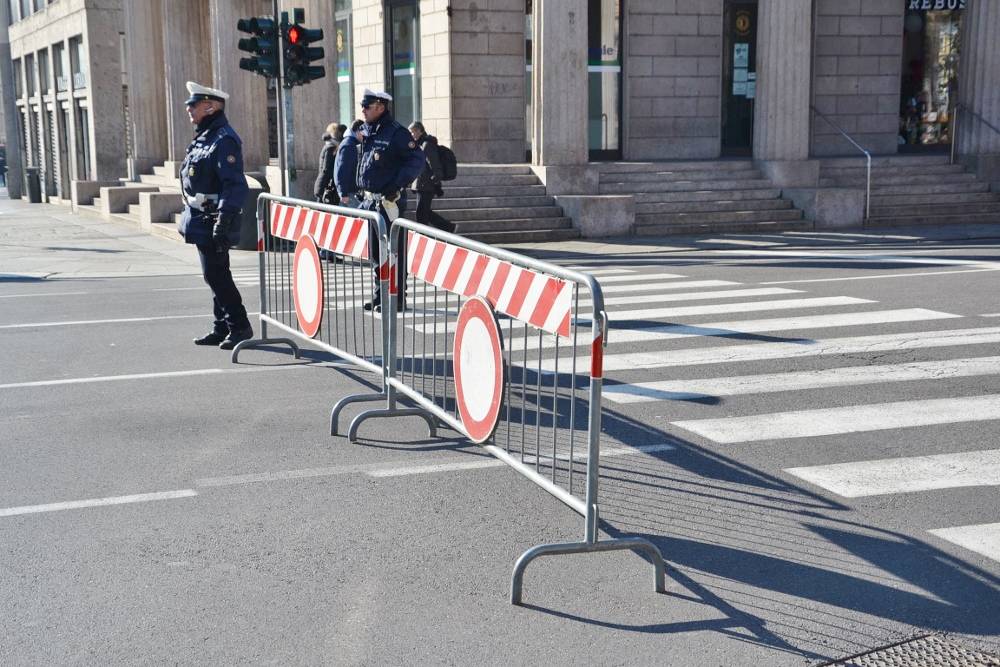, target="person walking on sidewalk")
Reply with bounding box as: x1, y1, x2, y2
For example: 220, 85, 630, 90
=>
177, 81, 253, 350
313, 122, 346, 204
408, 122, 454, 234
